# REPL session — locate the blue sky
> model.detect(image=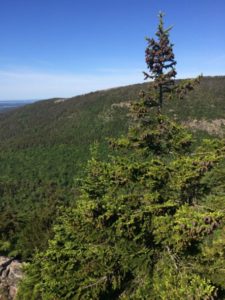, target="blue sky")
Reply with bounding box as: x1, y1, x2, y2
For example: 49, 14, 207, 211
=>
0, 0, 224, 100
